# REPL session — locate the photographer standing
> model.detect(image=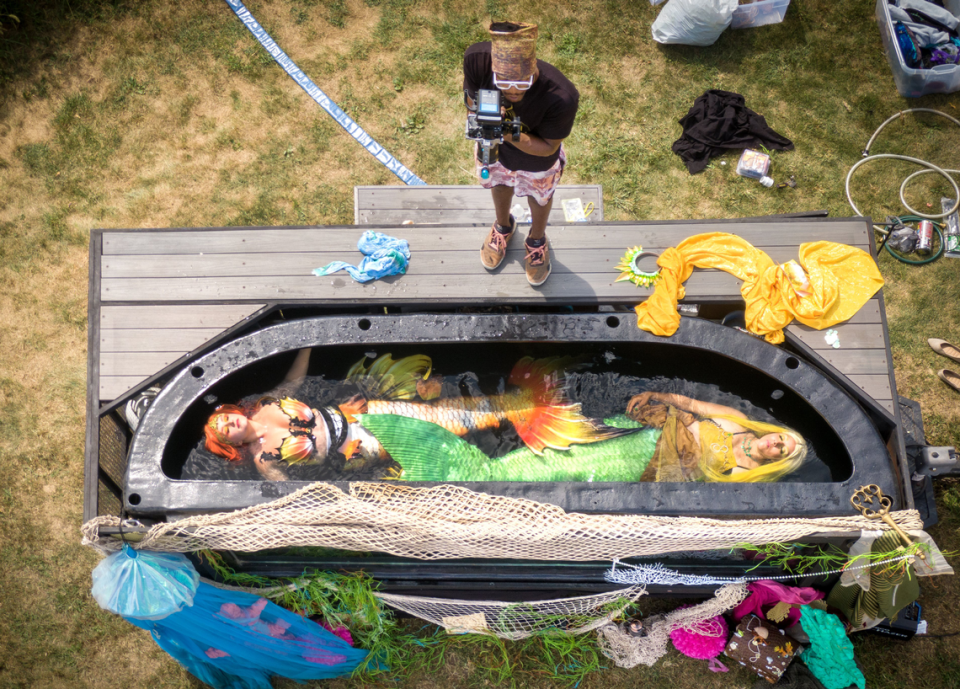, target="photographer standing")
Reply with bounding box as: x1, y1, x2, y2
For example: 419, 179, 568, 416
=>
464, 22, 579, 287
